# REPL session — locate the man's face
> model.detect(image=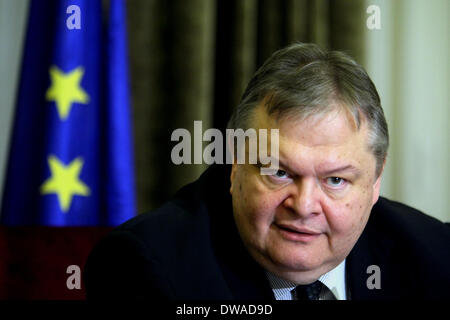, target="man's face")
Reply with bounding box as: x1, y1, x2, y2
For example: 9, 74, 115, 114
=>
230, 104, 383, 284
